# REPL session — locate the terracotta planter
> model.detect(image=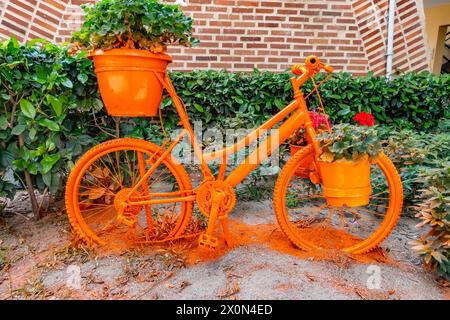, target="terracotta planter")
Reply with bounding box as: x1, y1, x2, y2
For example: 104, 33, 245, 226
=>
91, 49, 172, 117
318, 157, 372, 207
